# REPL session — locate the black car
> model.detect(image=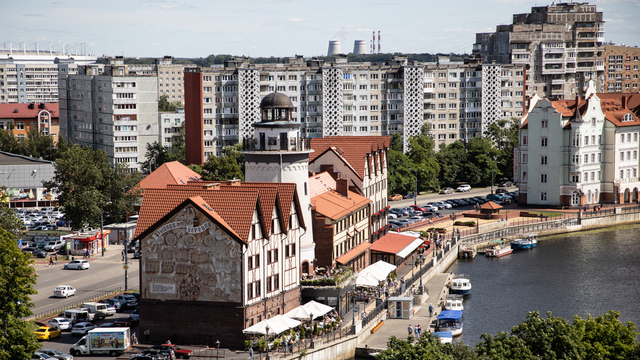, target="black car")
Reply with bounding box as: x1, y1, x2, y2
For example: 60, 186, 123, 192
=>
32, 249, 48, 258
